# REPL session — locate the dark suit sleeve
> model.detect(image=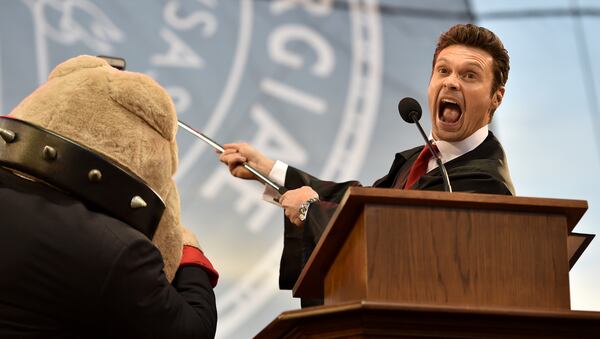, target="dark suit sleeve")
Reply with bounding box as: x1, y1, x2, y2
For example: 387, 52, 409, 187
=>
284, 166, 361, 196
302, 200, 339, 249
279, 166, 361, 290
278, 200, 341, 290
101, 239, 217, 339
